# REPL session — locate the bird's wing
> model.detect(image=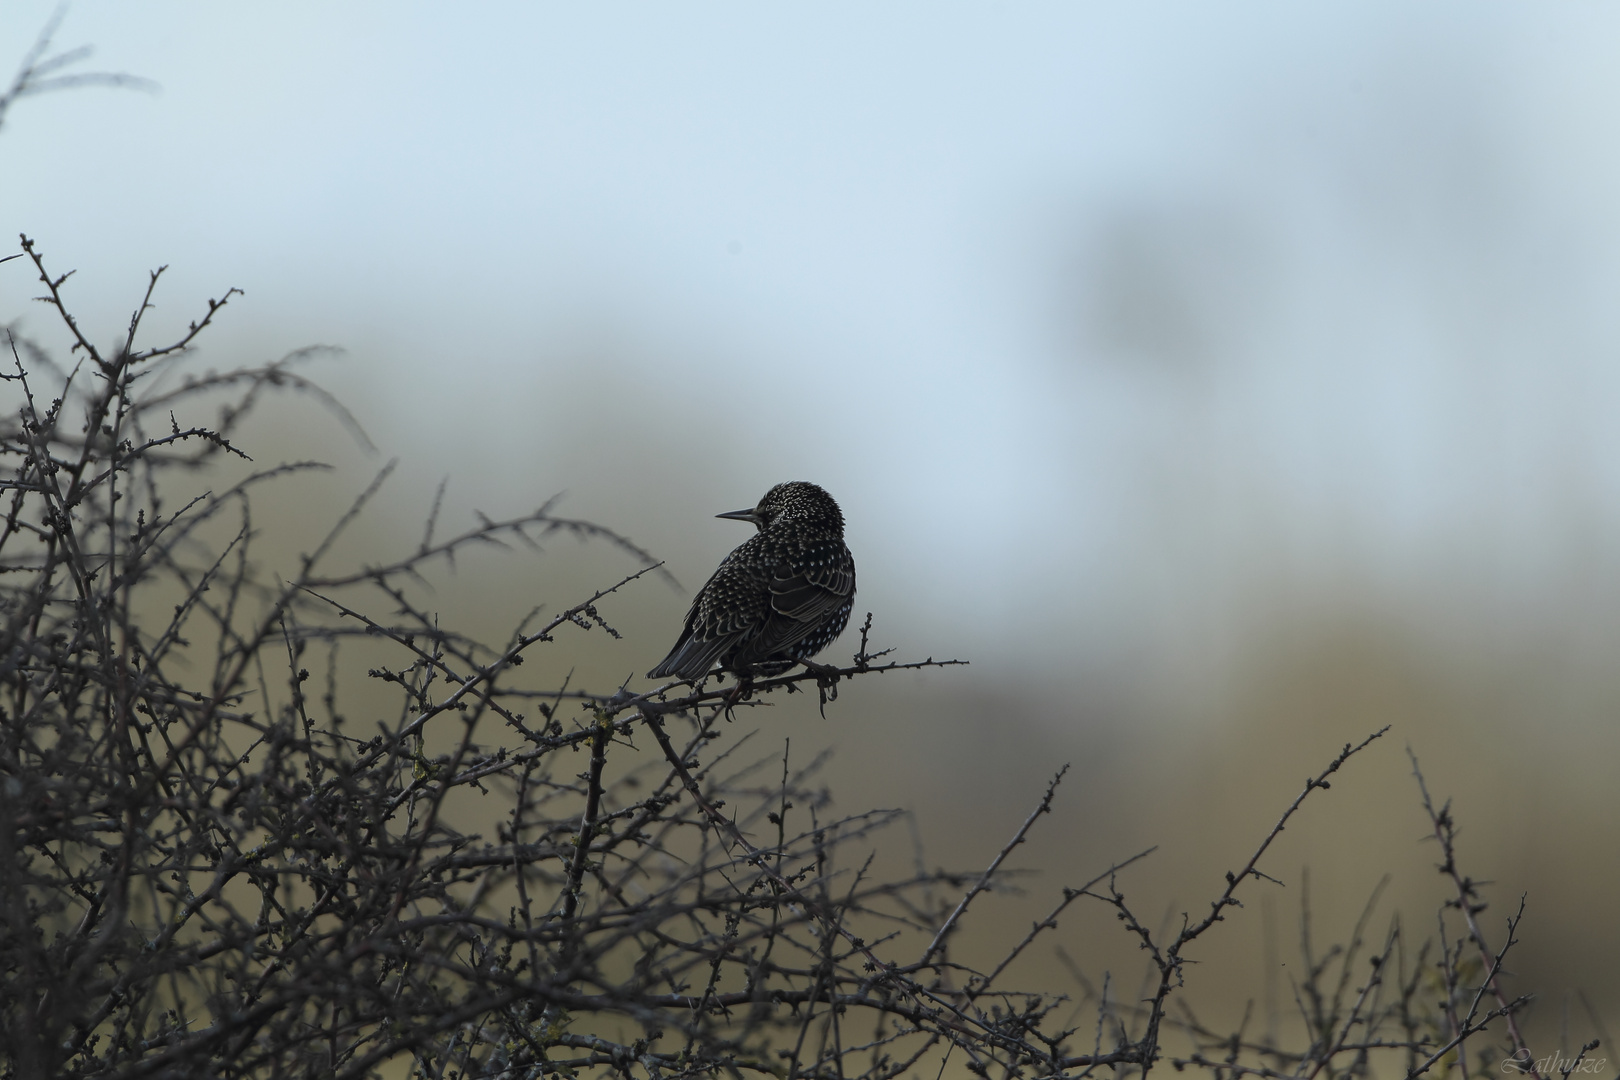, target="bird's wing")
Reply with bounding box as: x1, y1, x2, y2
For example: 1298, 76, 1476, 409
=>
737, 542, 855, 661
646, 562, 761, 680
